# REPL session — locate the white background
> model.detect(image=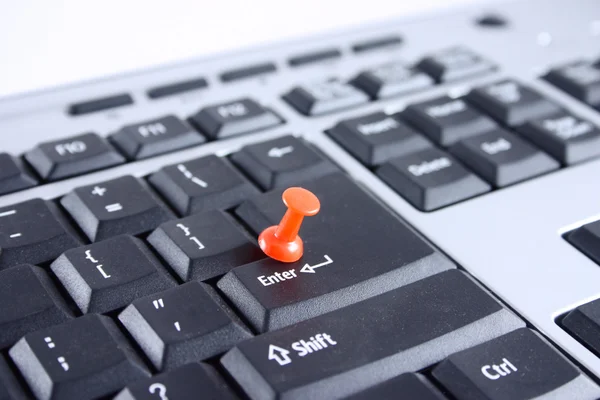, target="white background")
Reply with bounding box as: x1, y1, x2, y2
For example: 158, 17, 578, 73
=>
0, 0, 483, 99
